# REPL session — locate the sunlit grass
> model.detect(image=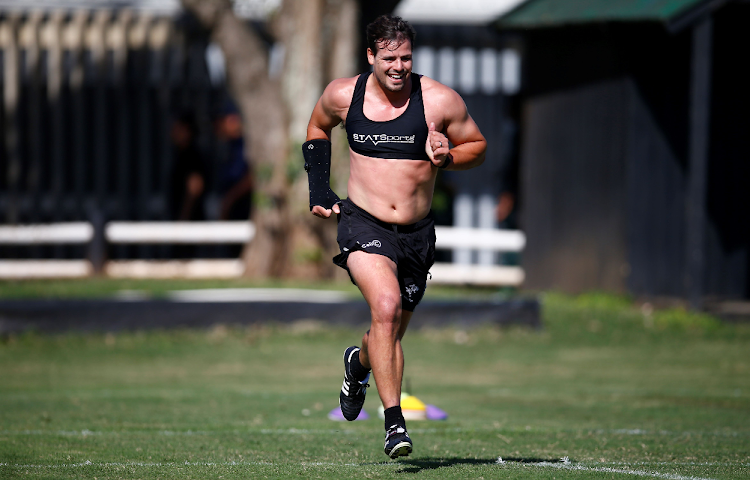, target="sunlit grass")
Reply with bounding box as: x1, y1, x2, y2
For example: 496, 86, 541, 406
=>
0, 290, 748, 479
